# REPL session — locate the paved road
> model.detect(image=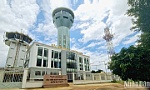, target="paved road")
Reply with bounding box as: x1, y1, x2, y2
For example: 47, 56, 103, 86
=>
0, 83, 149, 90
